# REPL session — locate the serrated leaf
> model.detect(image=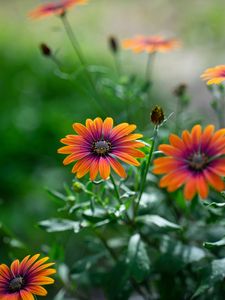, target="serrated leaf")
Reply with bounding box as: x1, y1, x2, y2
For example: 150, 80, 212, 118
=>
204, 201, 225, 208
203, 237, 225, 249
39, 218, 86, 233
46, 188, 67, 202
192, 258, 225, 299
136, 215, 181, 233
127, 234, 150, 282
